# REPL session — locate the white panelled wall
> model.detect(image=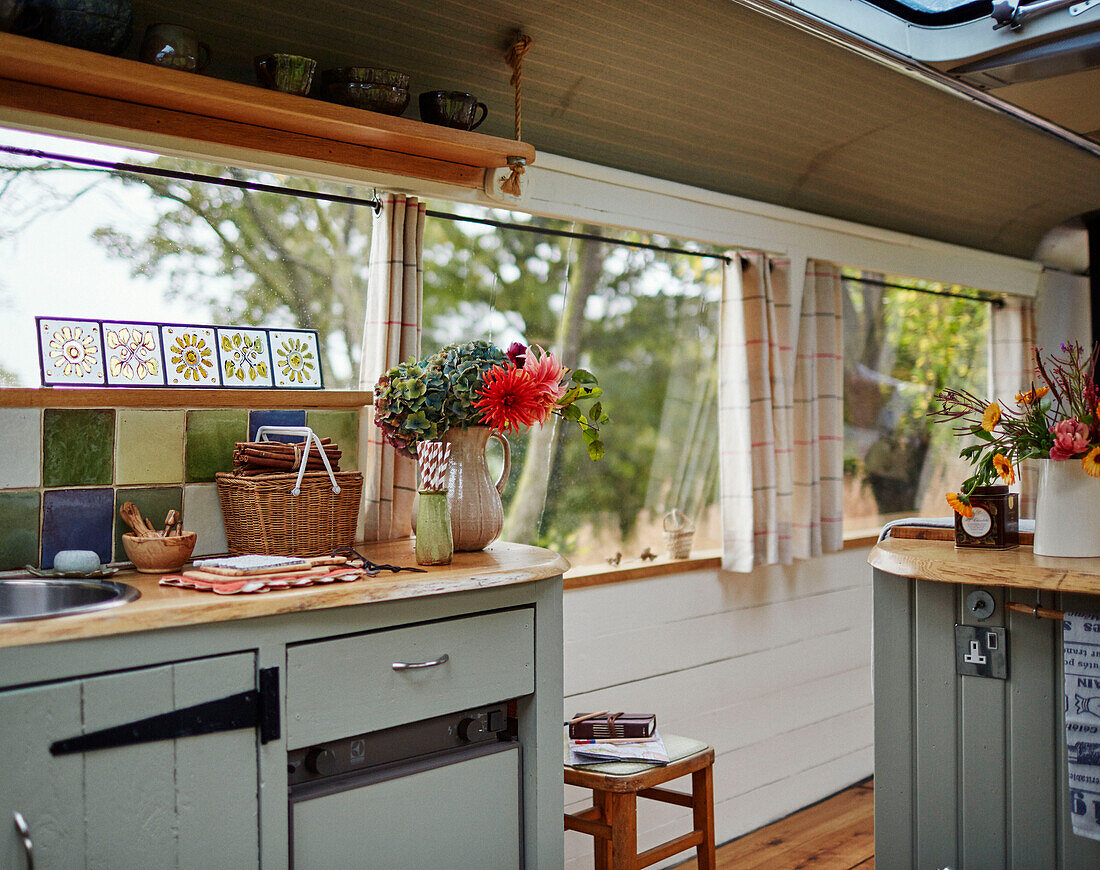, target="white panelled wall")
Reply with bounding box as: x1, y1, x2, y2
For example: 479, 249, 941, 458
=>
562, 546, 874, 867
